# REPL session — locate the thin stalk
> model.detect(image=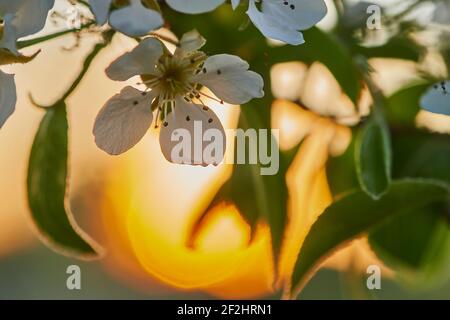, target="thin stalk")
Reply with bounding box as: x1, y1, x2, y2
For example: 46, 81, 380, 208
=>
17, 22, 95, 50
